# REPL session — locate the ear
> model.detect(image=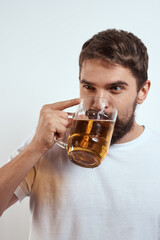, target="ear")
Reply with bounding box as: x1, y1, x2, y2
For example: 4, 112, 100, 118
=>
137, 80, 151, 104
